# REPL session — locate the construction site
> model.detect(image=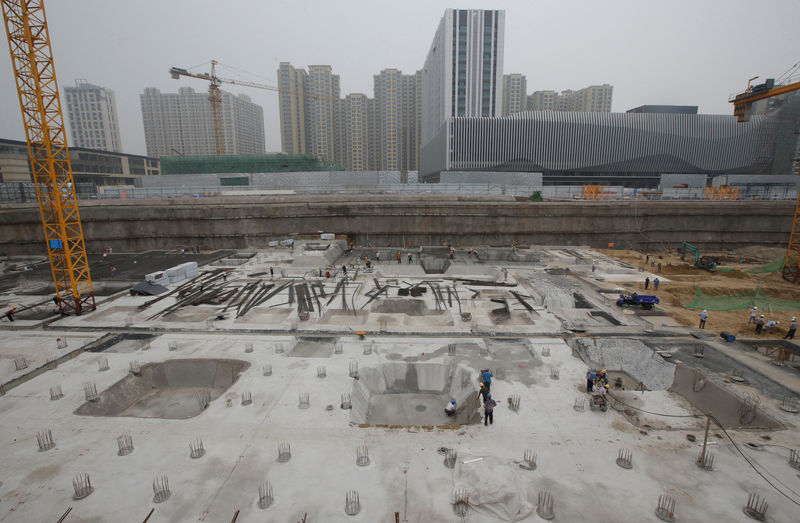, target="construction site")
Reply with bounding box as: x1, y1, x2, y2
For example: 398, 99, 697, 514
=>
1, 237, 800, 522
2, 1, 800, 522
